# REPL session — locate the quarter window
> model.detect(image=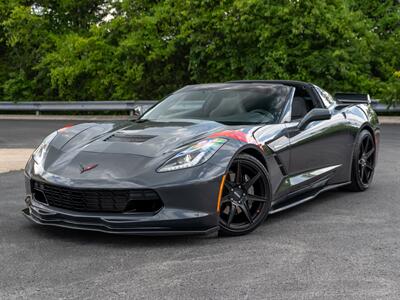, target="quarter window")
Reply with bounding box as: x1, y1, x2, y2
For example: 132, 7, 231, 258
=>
315, 87, 335, 107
